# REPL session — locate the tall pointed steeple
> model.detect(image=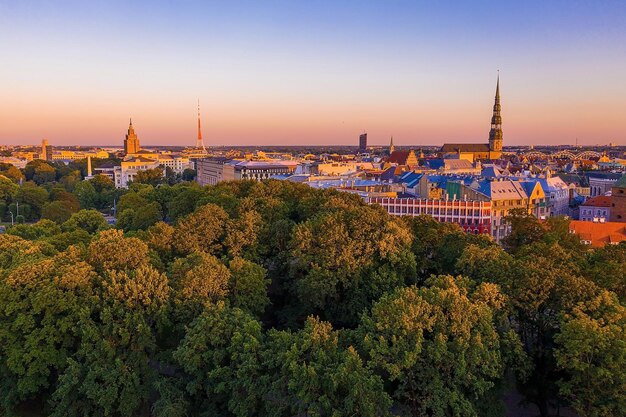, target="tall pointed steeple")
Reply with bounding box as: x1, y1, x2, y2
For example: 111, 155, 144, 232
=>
488, 73, 503, 153
389, 136, 395, 155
